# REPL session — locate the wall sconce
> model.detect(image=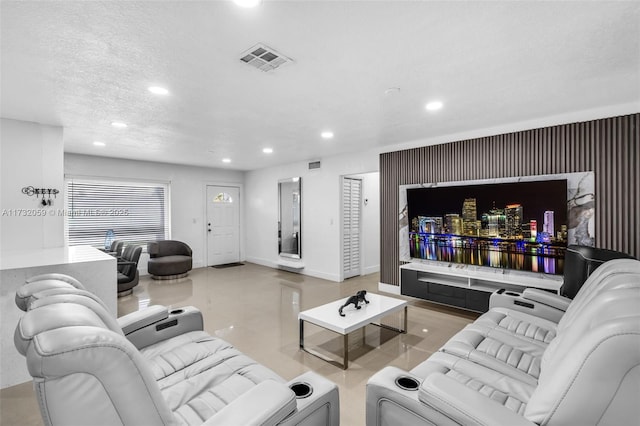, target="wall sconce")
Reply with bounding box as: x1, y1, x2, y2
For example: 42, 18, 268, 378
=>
22, 186, 59, 206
